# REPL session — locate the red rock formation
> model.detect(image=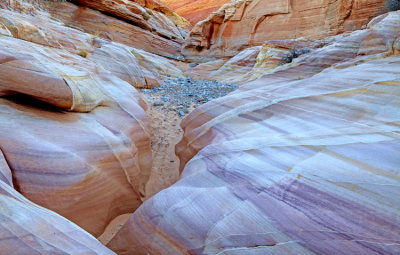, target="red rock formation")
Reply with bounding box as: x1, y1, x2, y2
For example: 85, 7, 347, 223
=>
0, 5, 186, 88
0, 0, 190, 57
163, 0, 231, 25
70, 0, 191, 36
183, 0, 386, 57
42, 0, 188, 57
108, 11, 400, 254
